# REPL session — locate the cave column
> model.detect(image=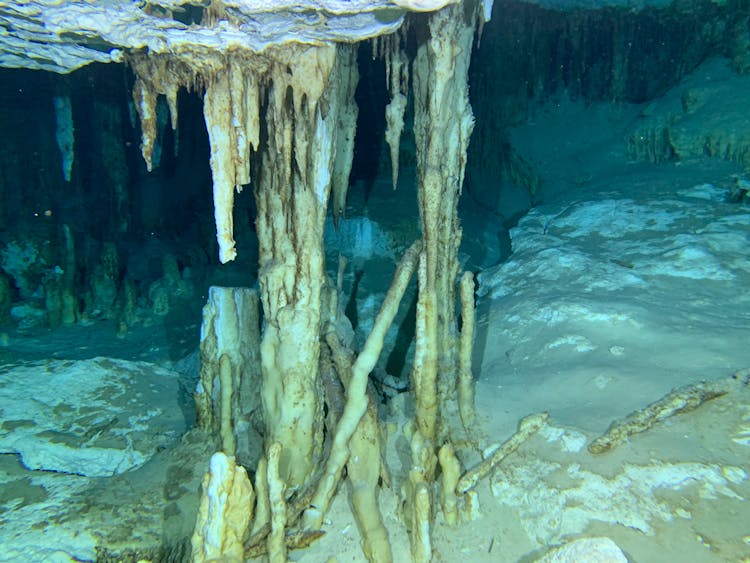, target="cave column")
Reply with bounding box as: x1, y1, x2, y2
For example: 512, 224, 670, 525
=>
407, 5, 480, 559
412, 3, 478, 434
254, 44, 353, 489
